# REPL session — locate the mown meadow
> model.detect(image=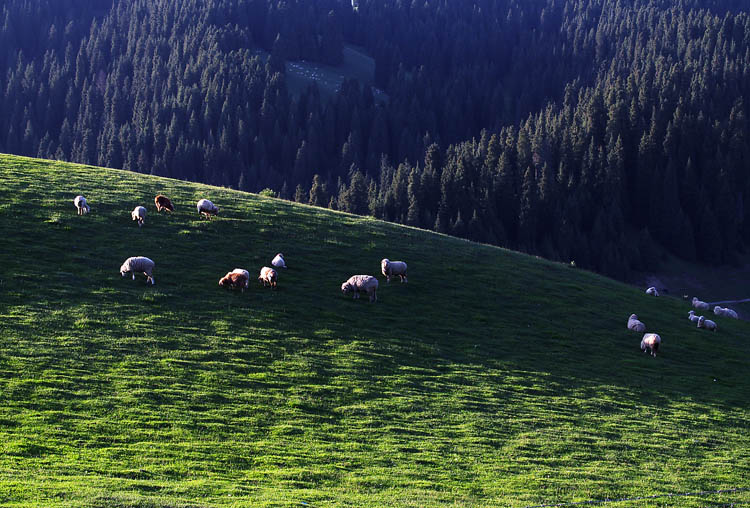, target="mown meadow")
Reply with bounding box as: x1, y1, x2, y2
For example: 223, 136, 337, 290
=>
0, 154, 748, 507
